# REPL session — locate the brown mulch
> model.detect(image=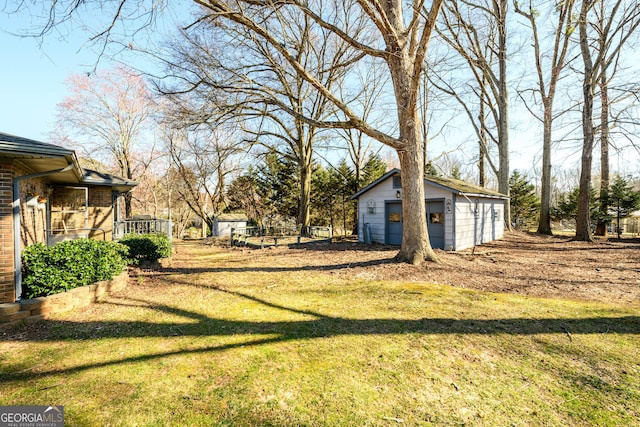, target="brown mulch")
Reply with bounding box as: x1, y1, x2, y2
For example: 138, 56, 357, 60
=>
225, 231, 640, 305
